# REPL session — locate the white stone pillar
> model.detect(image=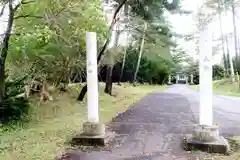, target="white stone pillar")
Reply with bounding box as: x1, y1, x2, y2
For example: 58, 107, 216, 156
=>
168, 75, 171, 84
190, 74, 194, 84
236, 72, 239, 82
72, 32, 106, 146
185, 5, 229, 153
176, 74, 179, 84
86, 32, 99, 123
199, 27, 213, 126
